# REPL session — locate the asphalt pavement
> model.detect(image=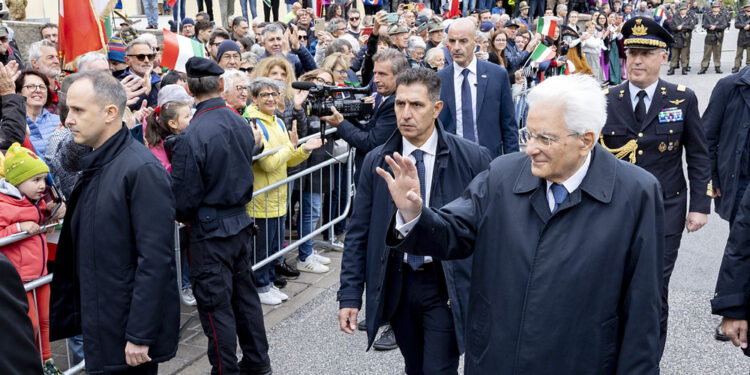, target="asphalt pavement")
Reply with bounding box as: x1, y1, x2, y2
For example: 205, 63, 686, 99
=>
173, 27, 750, 375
